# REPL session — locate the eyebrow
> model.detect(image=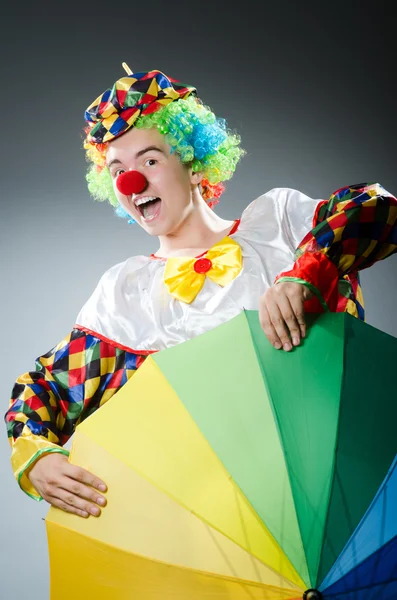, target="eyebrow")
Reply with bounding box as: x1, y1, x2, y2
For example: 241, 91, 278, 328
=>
106, 145, 166, 169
